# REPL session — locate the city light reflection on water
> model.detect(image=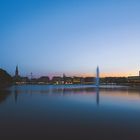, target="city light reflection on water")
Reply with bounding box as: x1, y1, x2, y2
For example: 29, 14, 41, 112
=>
0, 85, 140, 140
